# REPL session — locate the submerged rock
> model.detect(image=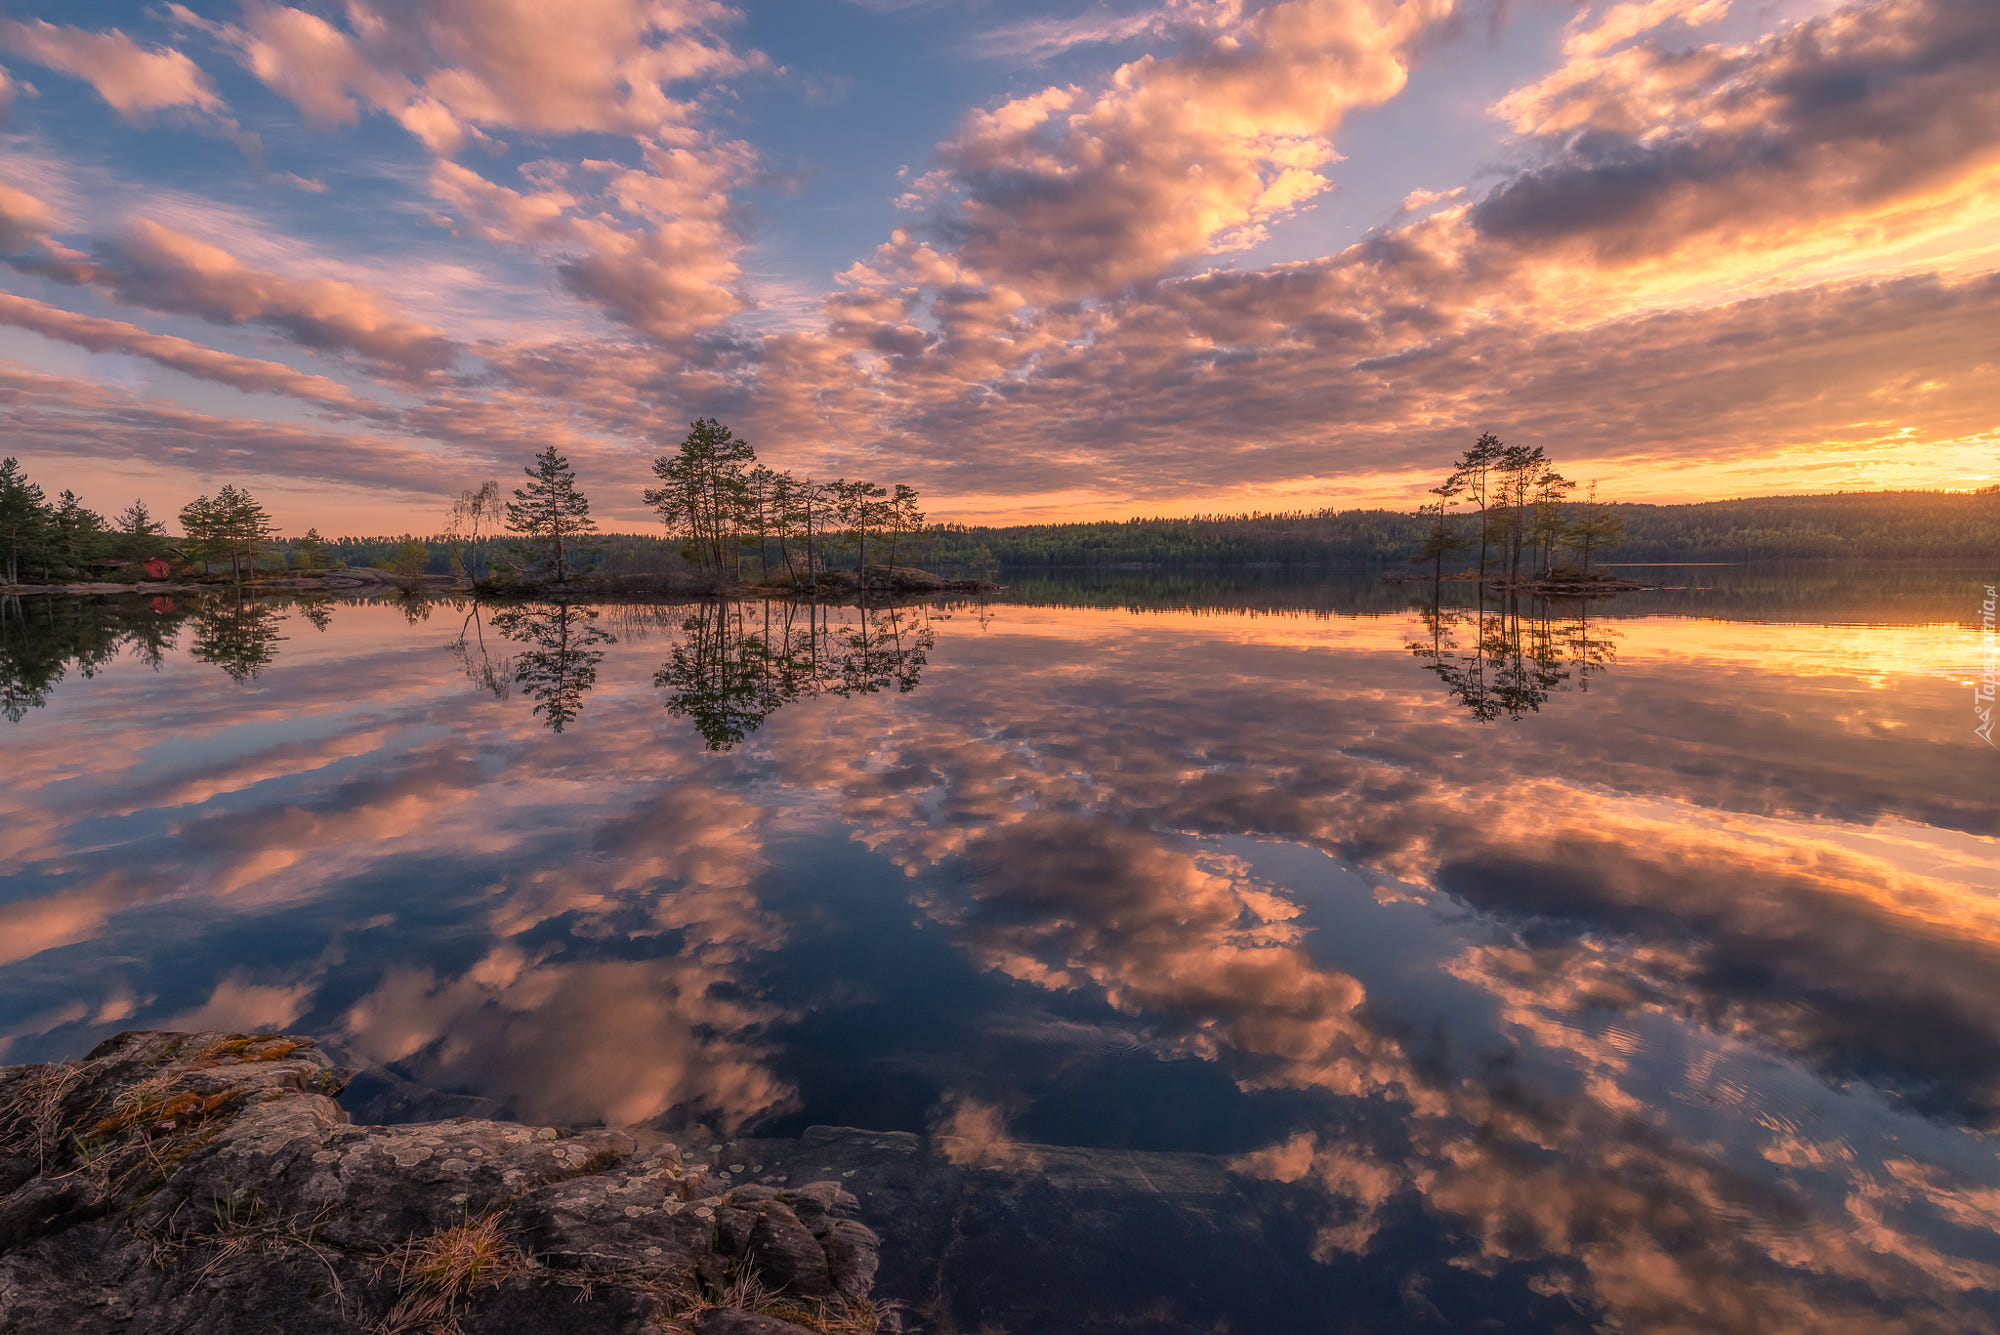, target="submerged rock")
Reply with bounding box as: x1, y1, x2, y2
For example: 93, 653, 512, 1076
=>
776, 566, 1000, 599
0, 1031, 882, 1335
